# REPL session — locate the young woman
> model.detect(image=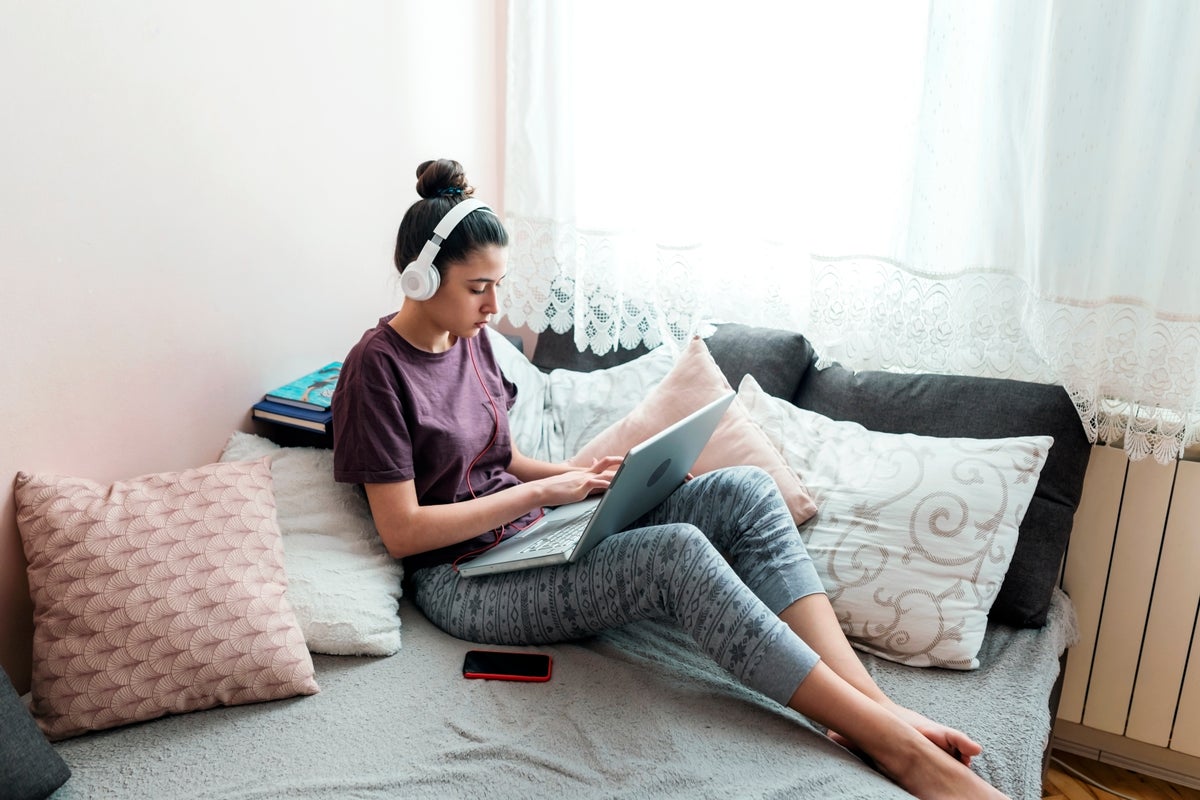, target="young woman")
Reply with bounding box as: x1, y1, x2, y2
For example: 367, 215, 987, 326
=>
331, 159, 1009, 800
